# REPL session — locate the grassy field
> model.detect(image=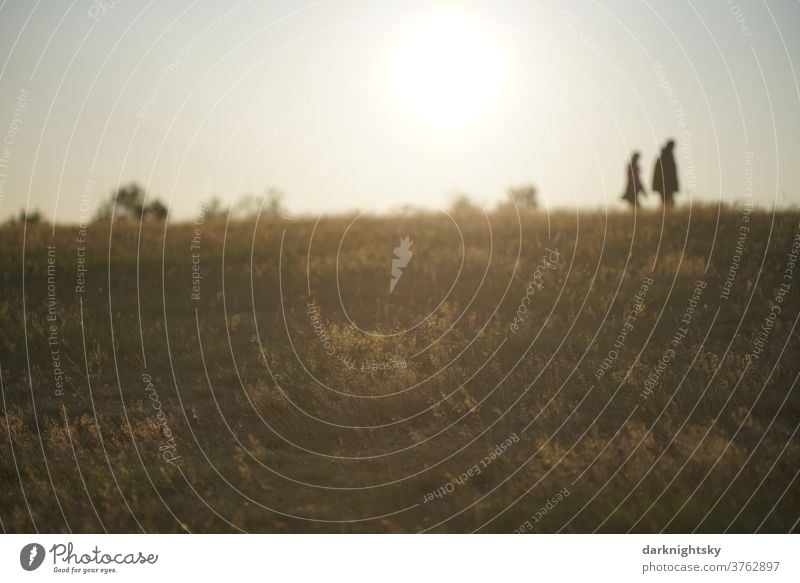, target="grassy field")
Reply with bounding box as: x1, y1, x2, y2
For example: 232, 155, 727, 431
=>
1, 205, 799, 533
